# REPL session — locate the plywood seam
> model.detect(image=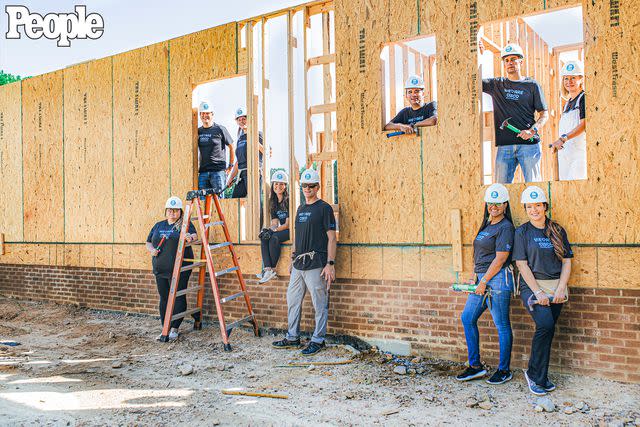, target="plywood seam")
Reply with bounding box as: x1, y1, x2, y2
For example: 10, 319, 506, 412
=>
111, 57, 115, 246
62, 73, 66, 241
20, 81, 24, 241
168, 40, 172, 196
